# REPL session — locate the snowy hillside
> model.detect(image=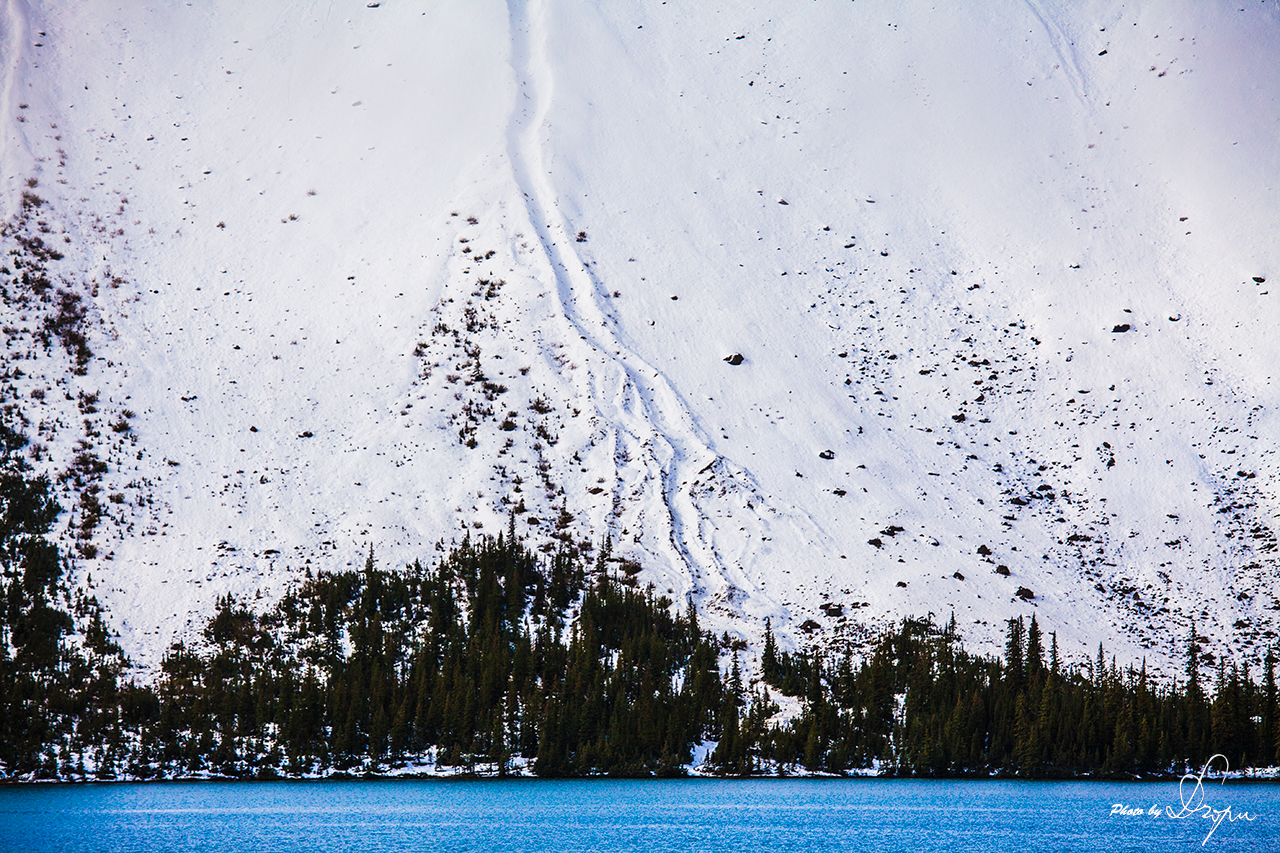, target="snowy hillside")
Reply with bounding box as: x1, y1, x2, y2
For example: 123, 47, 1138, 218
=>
2, 0, 1279, 675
